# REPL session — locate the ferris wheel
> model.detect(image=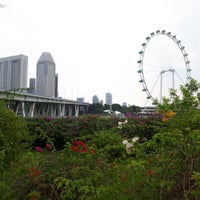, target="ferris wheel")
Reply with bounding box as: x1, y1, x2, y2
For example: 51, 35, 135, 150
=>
137, 30, 191, 104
